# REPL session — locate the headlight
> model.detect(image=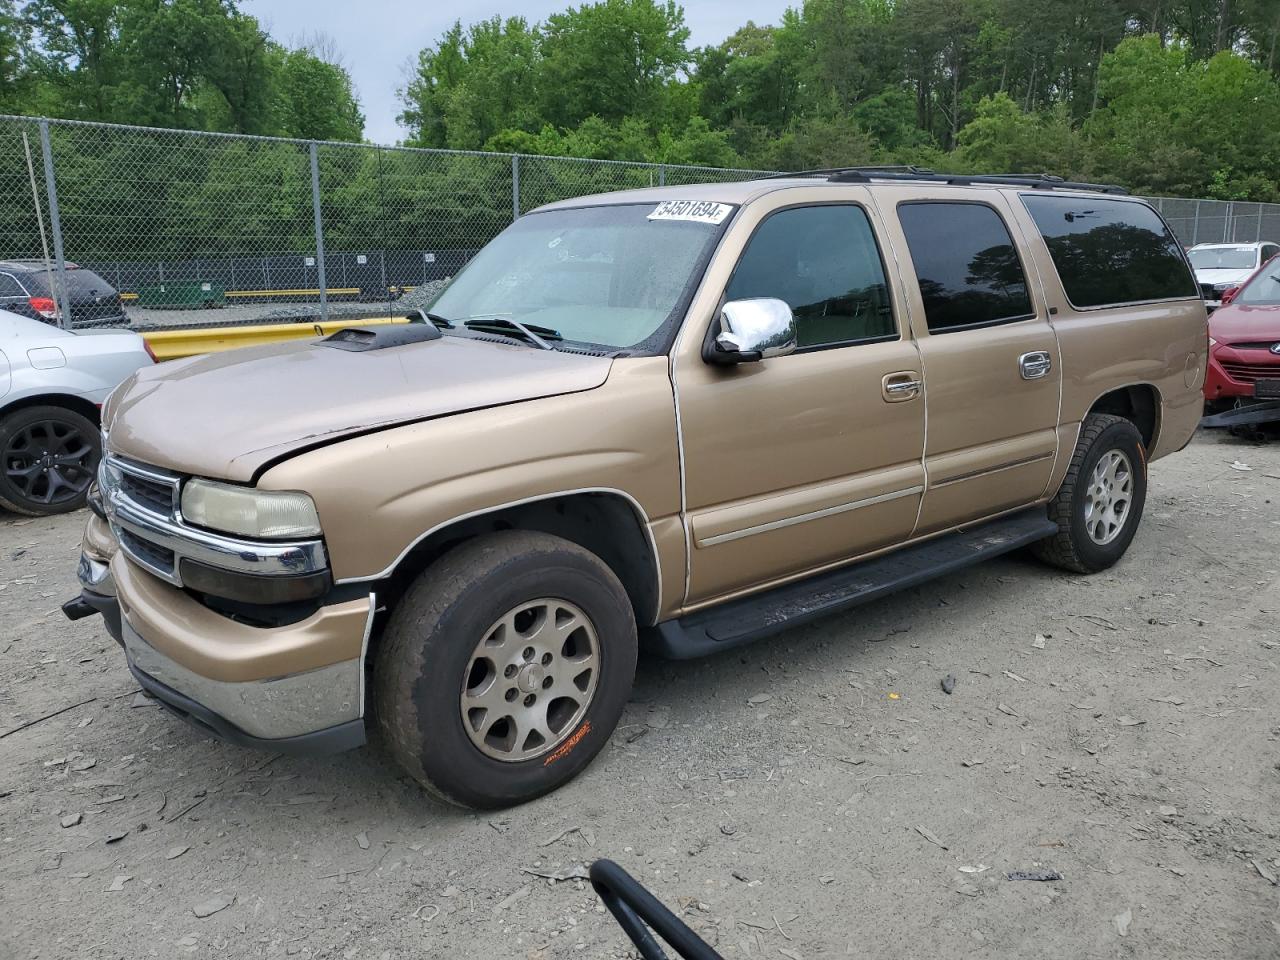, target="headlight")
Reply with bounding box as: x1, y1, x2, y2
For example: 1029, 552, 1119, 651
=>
1209, 336, 1218, 346
181, 479, 321, 539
